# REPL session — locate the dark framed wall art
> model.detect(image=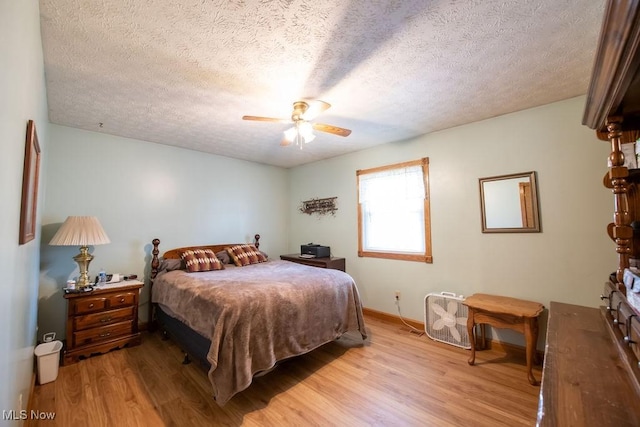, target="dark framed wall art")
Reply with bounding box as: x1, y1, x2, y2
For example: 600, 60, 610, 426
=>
19, 120, 41, 244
